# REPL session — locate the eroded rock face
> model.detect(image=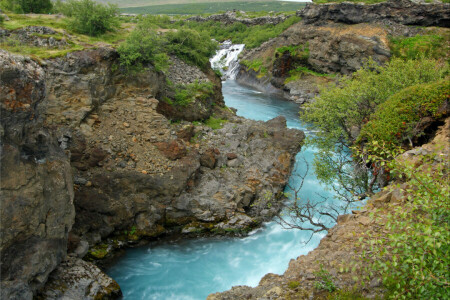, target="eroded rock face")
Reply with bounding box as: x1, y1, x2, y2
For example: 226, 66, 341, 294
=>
0, 51, 75, 299
298, 0, 450, 27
